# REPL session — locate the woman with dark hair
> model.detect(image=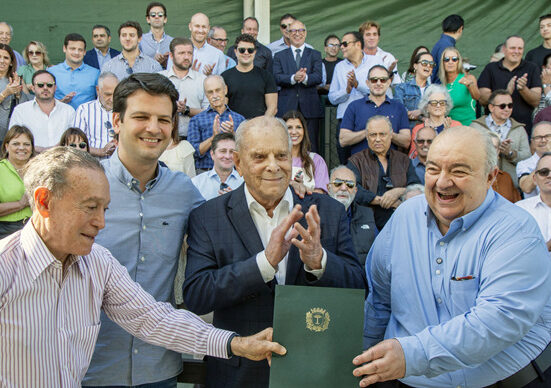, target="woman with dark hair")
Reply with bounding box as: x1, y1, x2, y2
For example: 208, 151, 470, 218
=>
0, 125, 34, 238
283, 110, 329, 193
0, 43, 32, 143
59, 127, 90, 152
17, 40, 51, 90
401, 45, 430, 82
